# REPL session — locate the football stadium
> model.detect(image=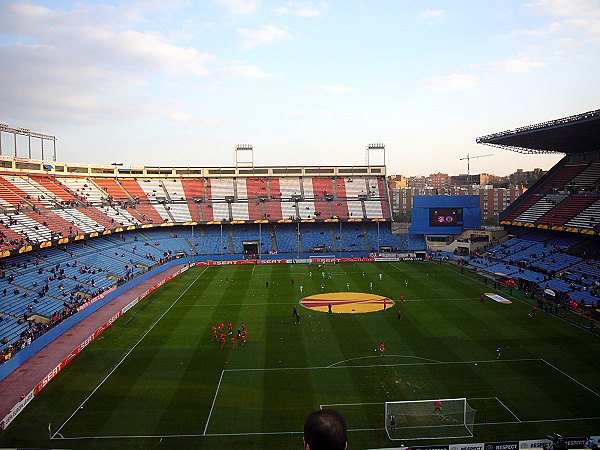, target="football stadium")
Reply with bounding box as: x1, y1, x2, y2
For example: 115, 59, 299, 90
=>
0, 110, 598, 450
